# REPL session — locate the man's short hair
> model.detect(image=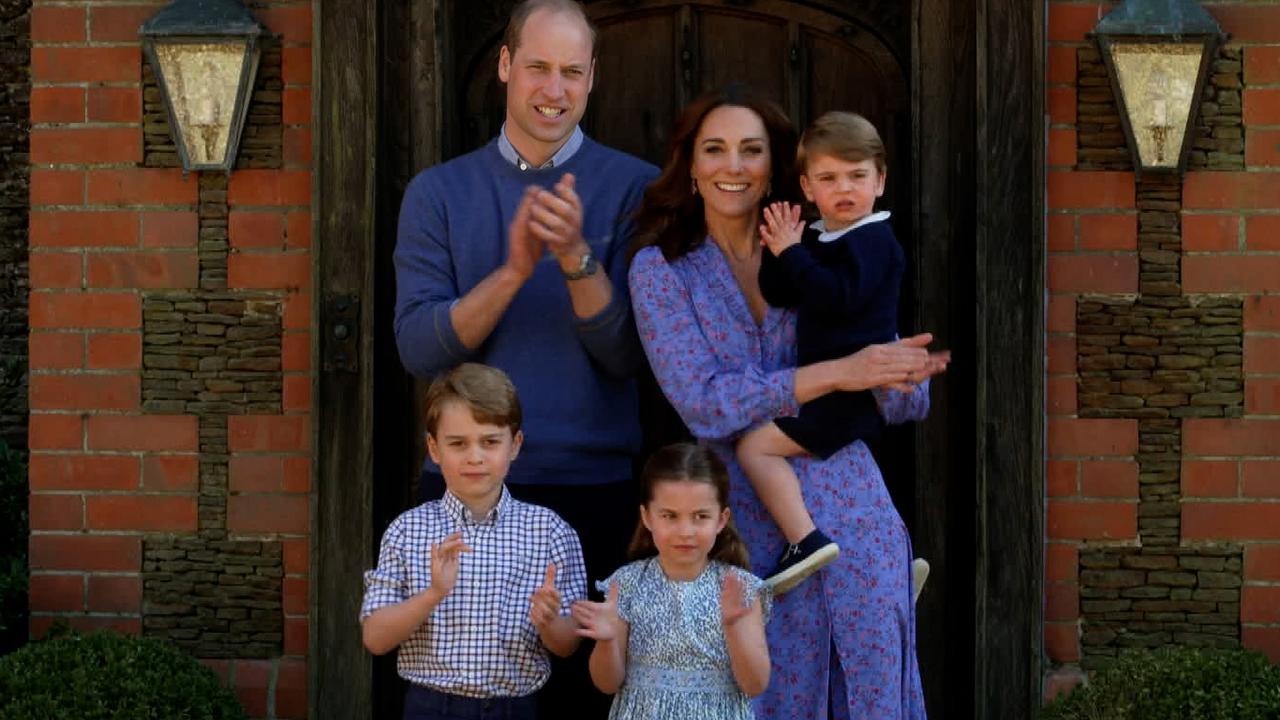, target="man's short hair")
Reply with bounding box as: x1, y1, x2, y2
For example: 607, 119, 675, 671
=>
797, 112, 886, 175
424, 363, 523, 436
503, 0, 598, 58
